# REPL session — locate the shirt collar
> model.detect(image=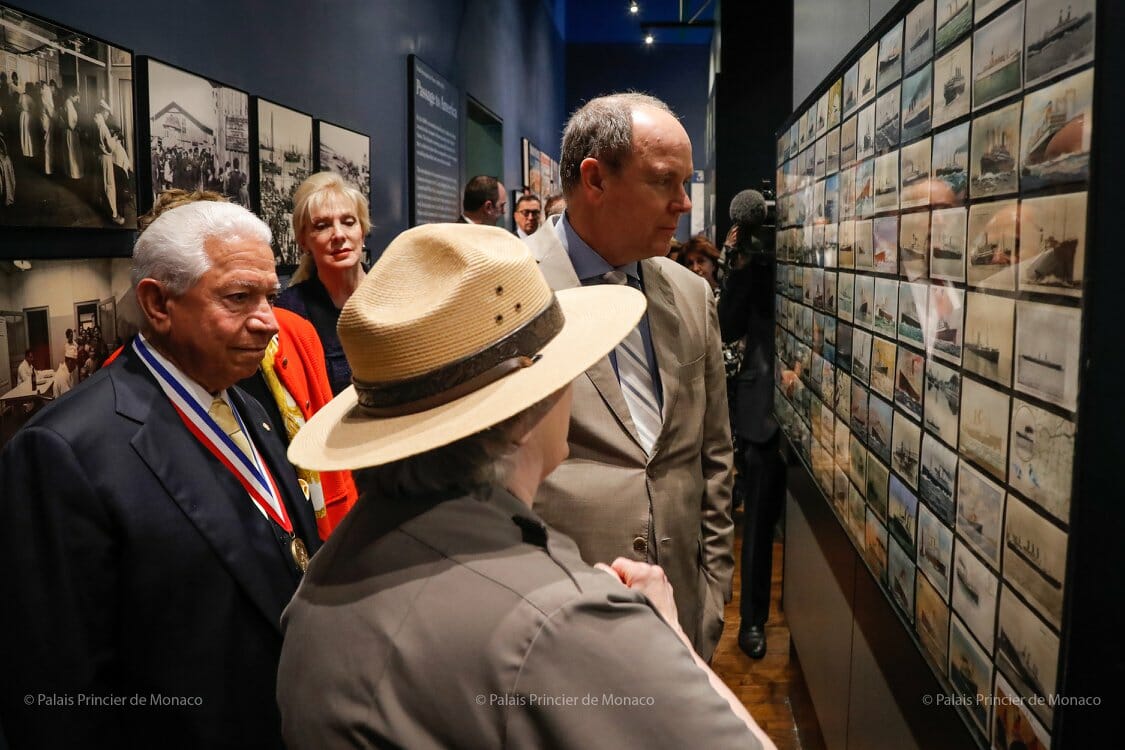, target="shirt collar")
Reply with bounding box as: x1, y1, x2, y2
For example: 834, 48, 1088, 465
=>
461, 214, 480, 225
557, 212, 640, 284
136, 332, 230, 411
